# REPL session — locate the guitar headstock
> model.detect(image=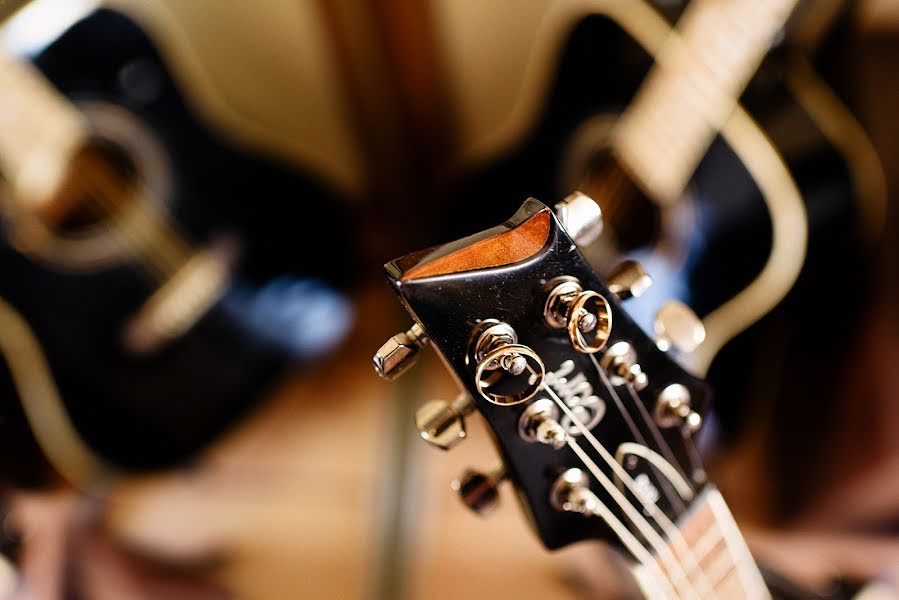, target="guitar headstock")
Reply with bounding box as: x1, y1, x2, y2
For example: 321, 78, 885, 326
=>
374, 195, 712, 551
